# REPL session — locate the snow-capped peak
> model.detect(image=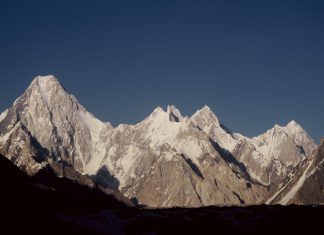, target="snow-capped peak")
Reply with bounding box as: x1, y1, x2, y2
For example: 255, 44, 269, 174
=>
287, 120, 298, 127
262, 121, 304, 137
191, 105, 220, 127
285, 120, 304, 133
201, 105, 211, 111
146, 106, 165, 121
190, 105, 238, 151
32, 75, 62, 89
264, 121, 313, 145
254, 120, 317, 160
1, 74, 322, 207
167, 105, 183, 122
256, 123, 290, 142
266, 121, 303, 134
26, 75, 69, 106
35, 74, 58, 82
285, 120, 316, 154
